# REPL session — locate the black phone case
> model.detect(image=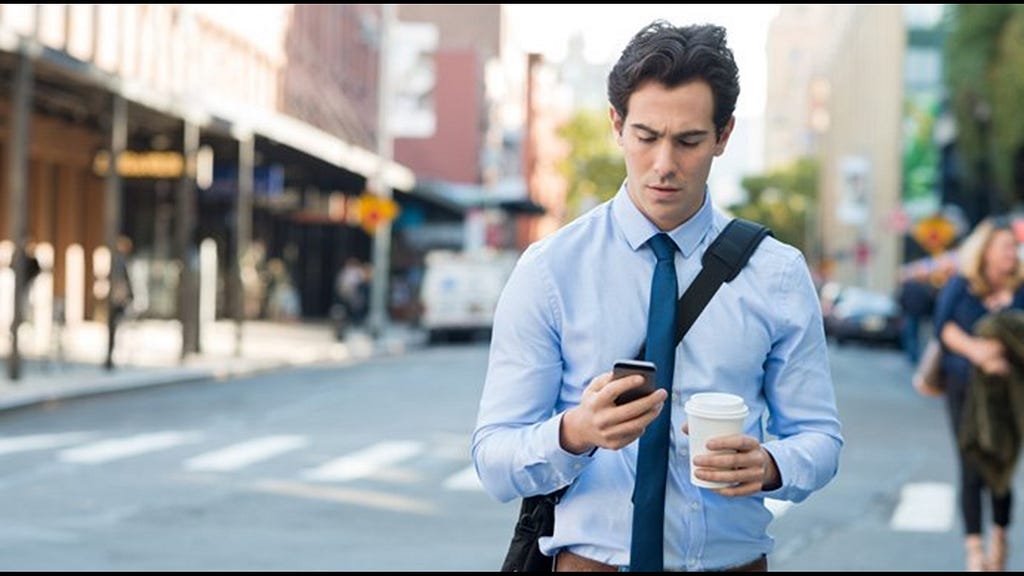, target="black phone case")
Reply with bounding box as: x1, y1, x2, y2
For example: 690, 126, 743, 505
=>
612, 362, 656, 405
